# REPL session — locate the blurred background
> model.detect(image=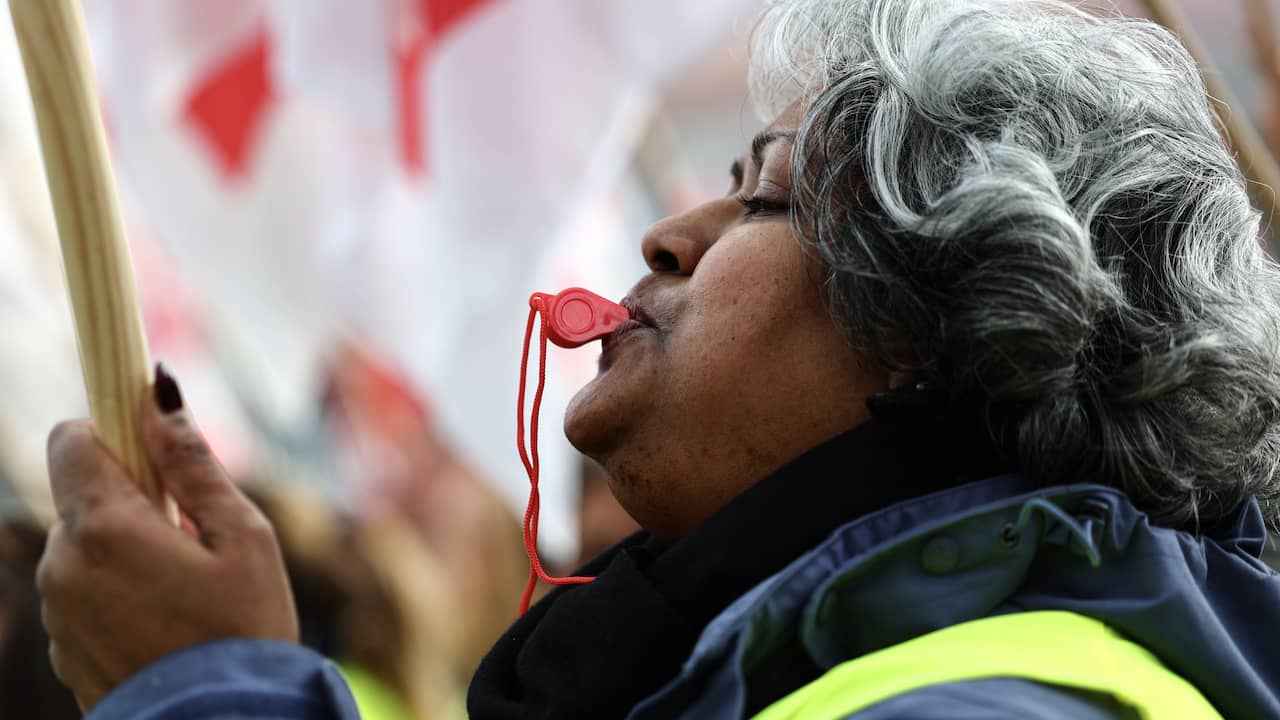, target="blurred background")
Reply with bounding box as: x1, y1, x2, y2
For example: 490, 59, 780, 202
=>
2, 0, 1279, 717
